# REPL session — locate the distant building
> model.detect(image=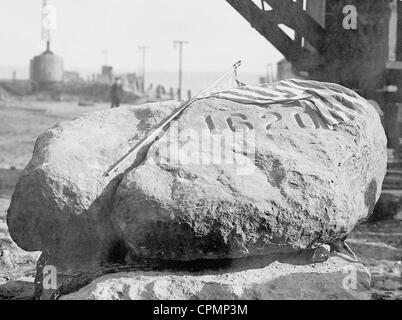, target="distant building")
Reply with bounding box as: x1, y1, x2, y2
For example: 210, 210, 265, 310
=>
100, 65, 114, 84
277, 59, 297, 81
123, 73, 144, 94
30, 48, 64, 85
63, 71, 81, 83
